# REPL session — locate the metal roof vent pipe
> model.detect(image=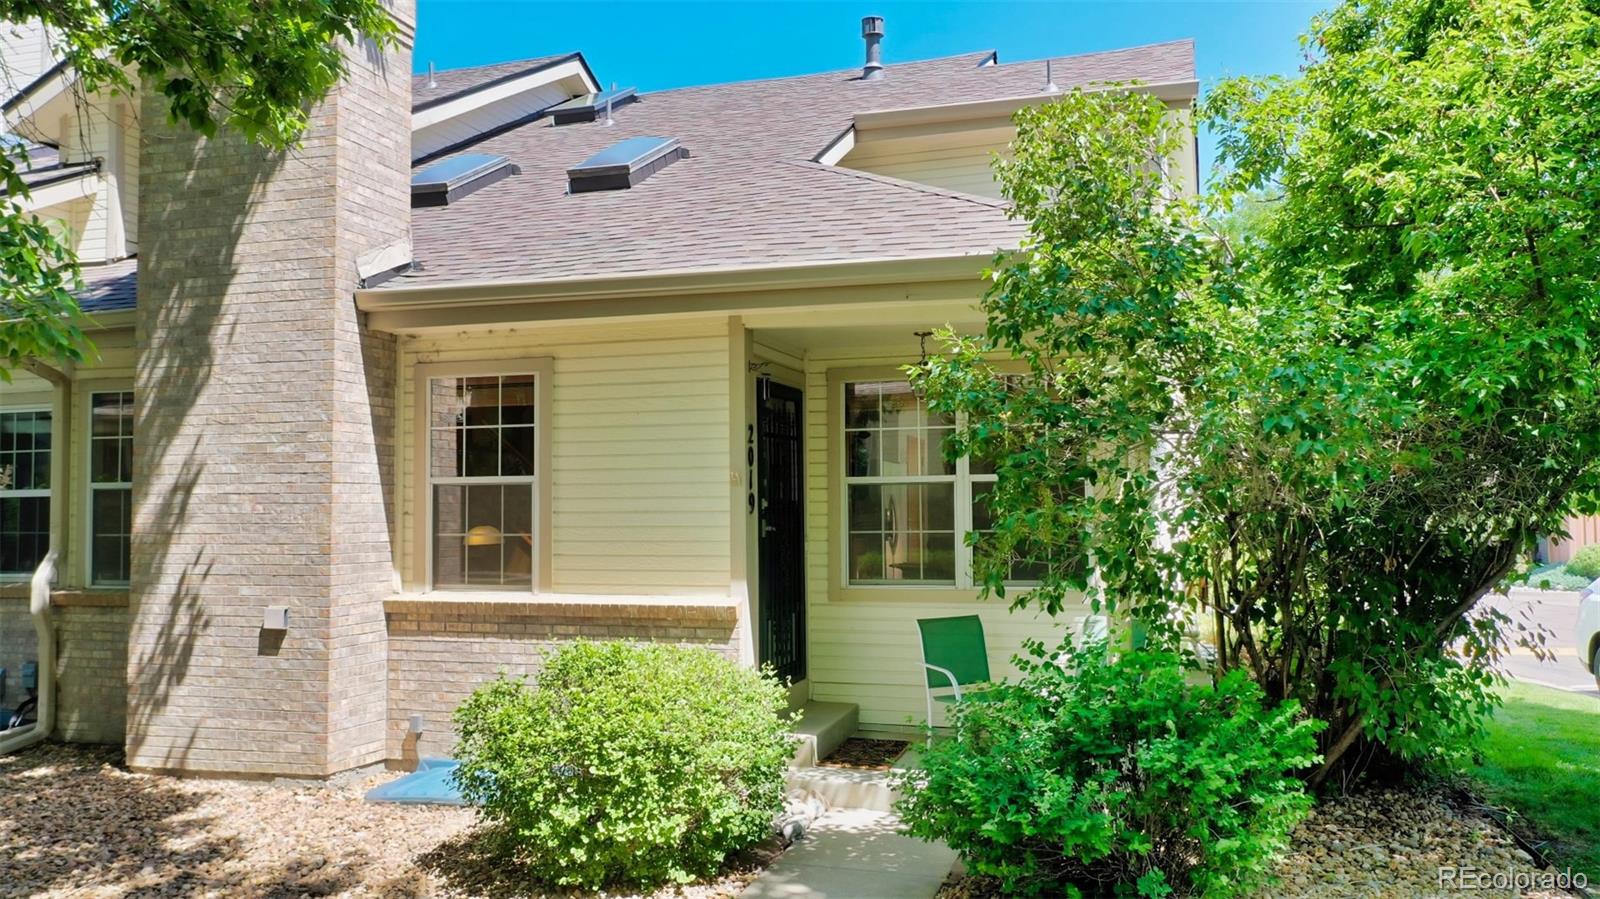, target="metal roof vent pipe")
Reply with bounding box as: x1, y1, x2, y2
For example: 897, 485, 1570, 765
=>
861, 16, 885, 80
